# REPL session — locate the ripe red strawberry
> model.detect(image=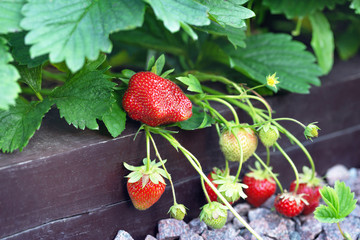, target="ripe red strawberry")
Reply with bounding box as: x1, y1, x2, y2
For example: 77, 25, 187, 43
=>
124, 159, 168, 210
289, 167, 322, 215
289, 182, 321, 215
243, 162, 276, 207
122, 71, 192, 127
219, 123, 258, 162
204, 168, 225, 202
199, 202, 228, 229
274, 192, 307, 217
